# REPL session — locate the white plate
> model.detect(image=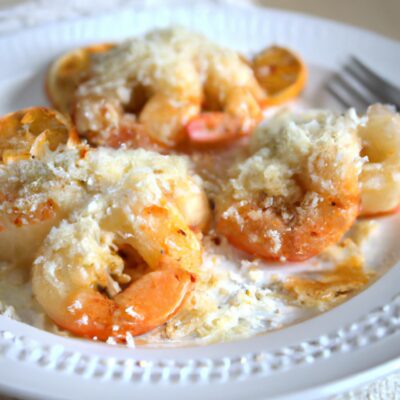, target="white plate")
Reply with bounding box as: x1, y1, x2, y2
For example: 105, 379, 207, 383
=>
1, 2, 400, 399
